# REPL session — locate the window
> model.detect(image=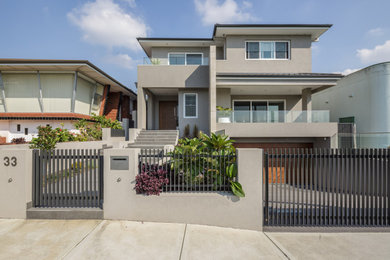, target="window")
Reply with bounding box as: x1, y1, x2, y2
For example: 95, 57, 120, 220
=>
169, 54, 185, 65
169, 53, 203, 65
24, 128, 28, 135
184, 93, 197, 118
246, 41, 289, 60
186, 54, 202, 65
246, 42, 259, 59
17, 124, 21, 131
233, 100, 285, 123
